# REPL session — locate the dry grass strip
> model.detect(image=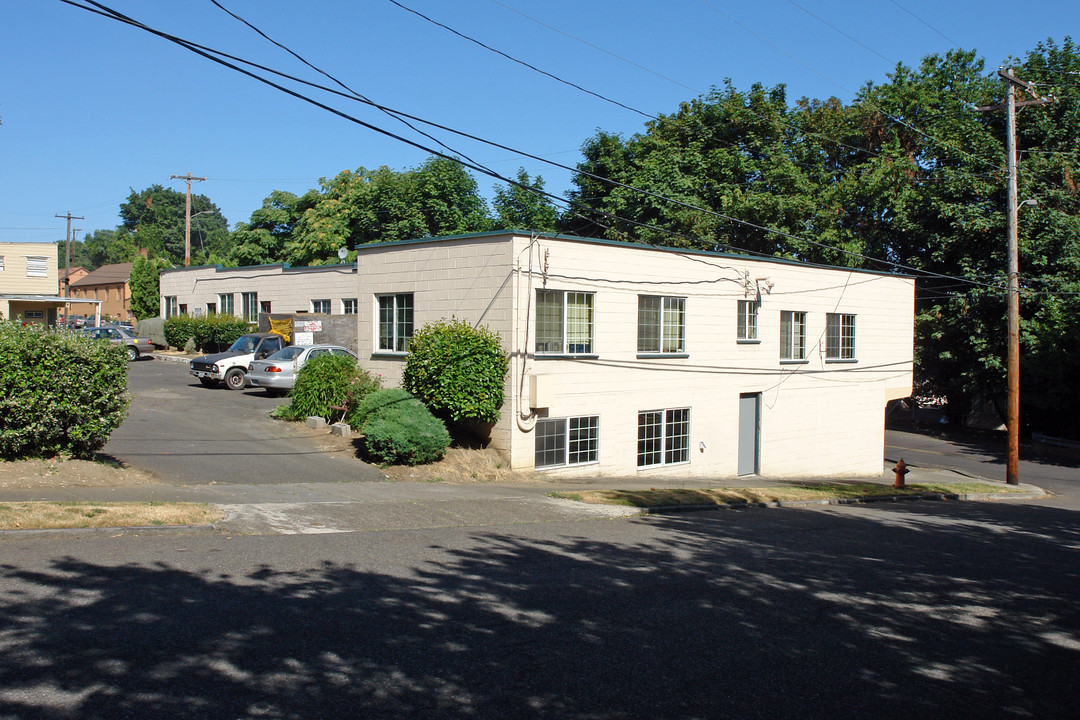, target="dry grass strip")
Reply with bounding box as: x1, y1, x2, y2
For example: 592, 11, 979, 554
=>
0, 502, 225, 530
